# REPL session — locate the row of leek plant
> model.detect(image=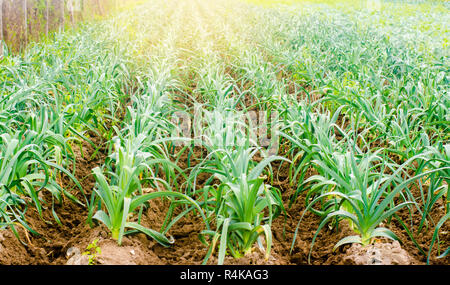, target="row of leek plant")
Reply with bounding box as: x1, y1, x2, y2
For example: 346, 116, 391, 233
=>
88, 56, 211, 246
183, 60, 289, 264
241, 1, 449, 262
0, 21, 131, 242
86, 0, 220, 248
277, 94, 449, 263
